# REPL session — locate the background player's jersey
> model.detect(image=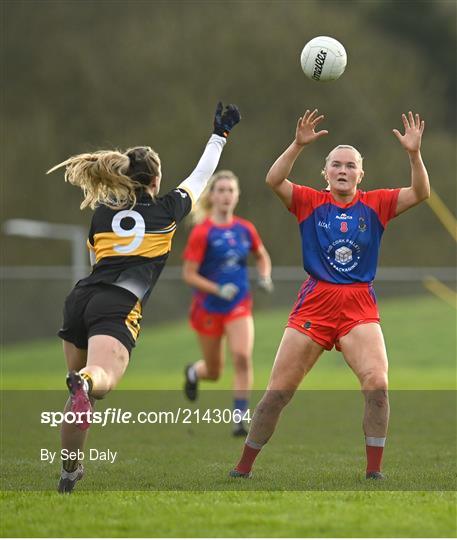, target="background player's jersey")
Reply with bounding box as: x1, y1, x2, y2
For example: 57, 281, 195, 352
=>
183, 217, 262, 313
289, 184, 400, 284
78, 187, 192, 303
